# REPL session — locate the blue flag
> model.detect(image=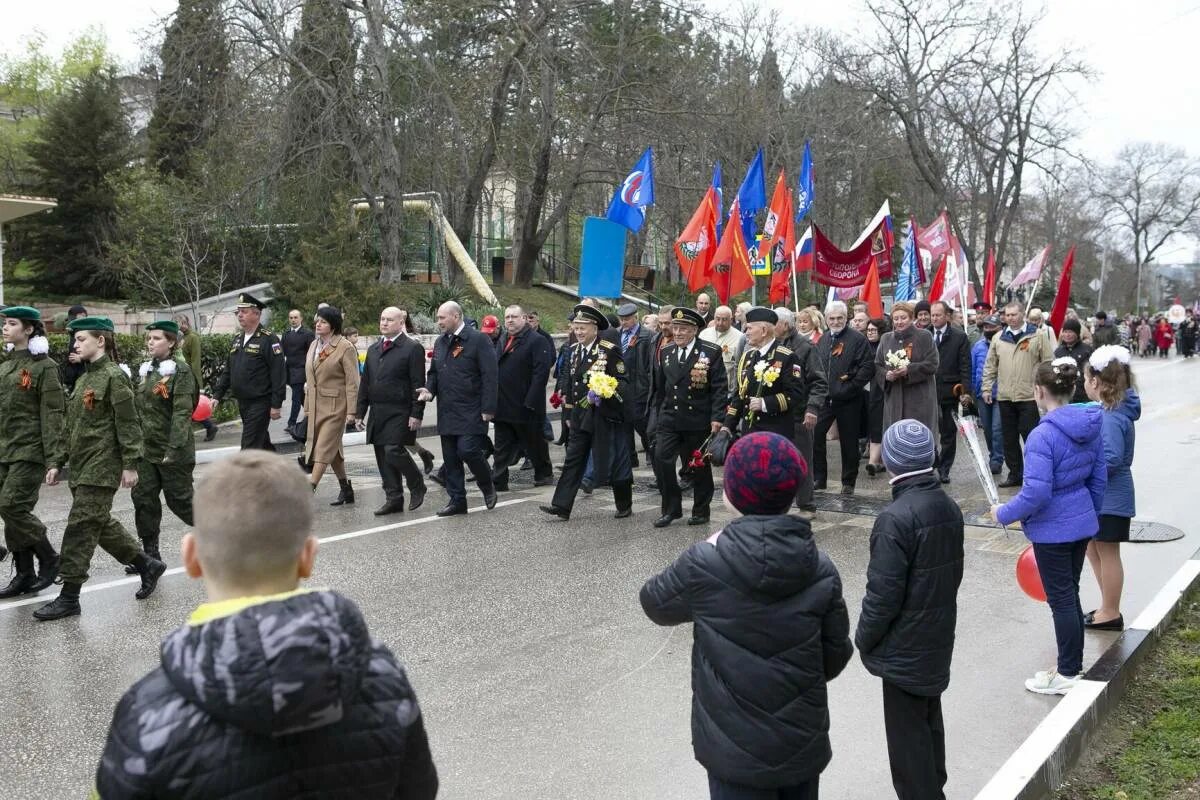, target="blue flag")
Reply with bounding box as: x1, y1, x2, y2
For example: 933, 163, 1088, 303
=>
894, 219, 920, 302
796, 141, 814, 220
579, 216, 628, 298
735, 147, 766, 242
606, 147, 655, 233
712, 161, 724, 239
